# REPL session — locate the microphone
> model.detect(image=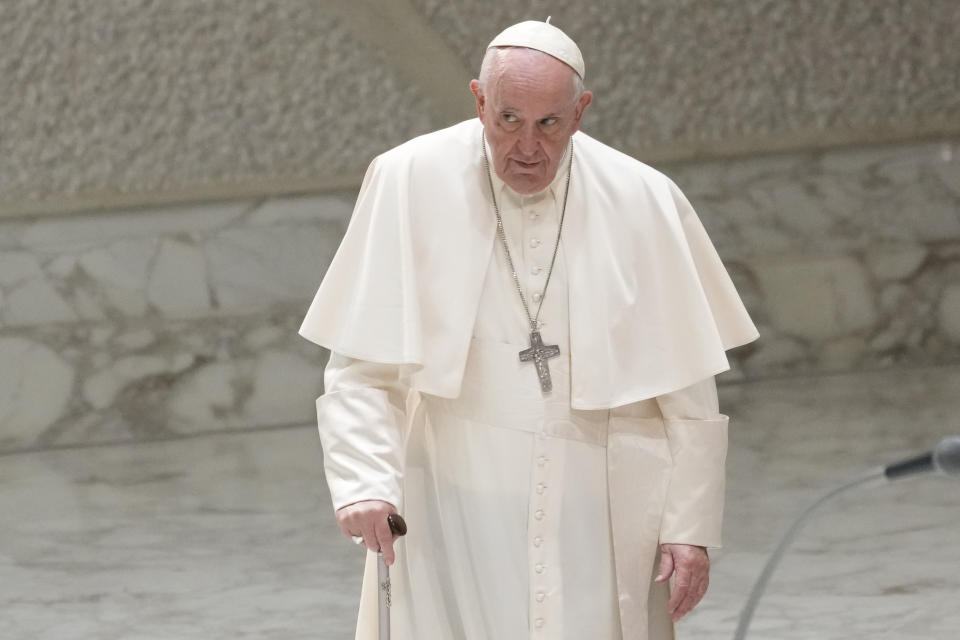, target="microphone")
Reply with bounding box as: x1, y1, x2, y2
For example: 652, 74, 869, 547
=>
884, 435, 960, 480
